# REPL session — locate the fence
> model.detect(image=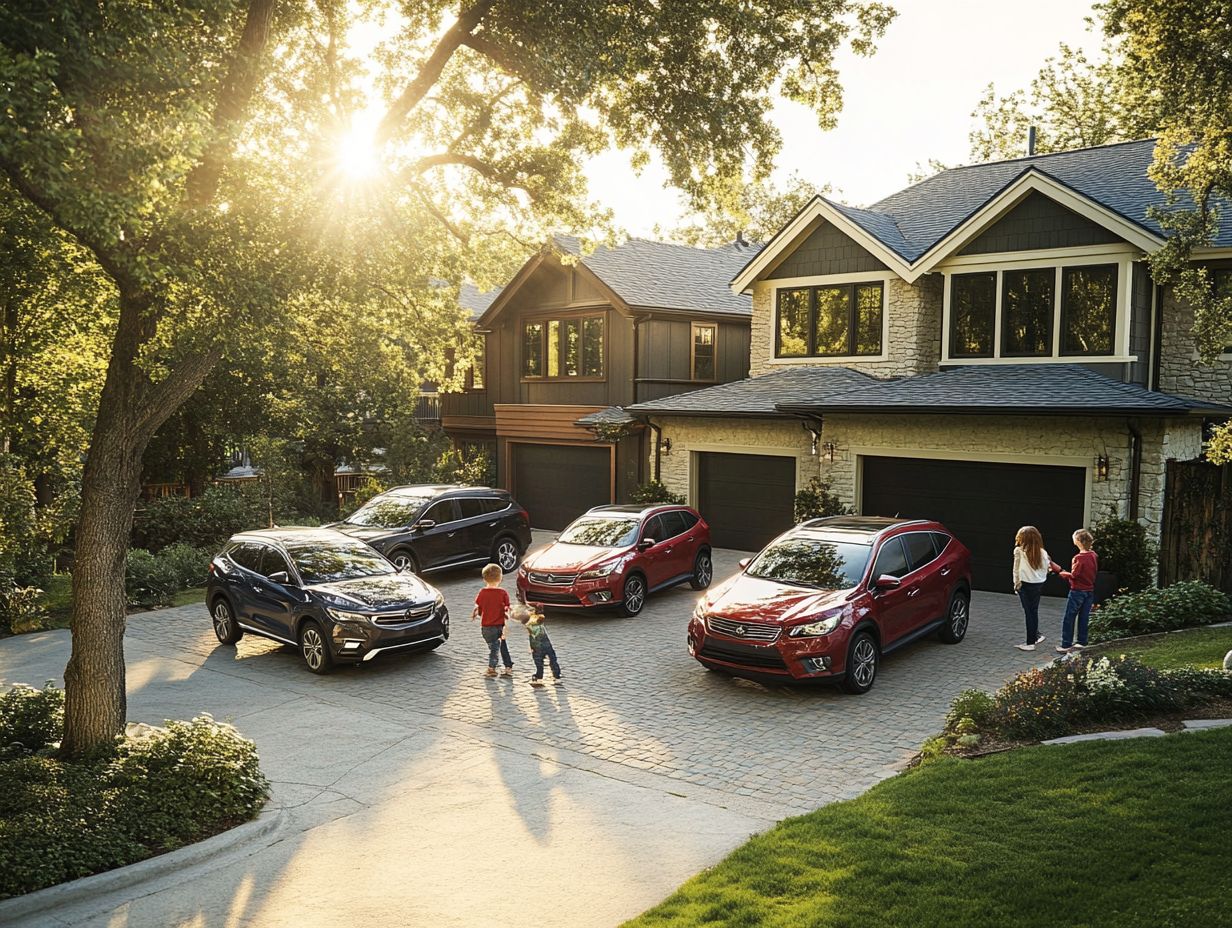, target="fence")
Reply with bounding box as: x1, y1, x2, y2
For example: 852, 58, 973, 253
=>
1159, 460, 1232, 593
